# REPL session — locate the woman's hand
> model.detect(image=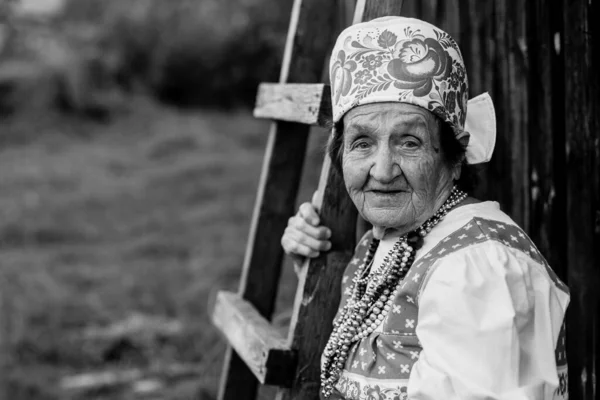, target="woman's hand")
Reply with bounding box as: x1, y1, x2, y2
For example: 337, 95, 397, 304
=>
281, 198, 332, 269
